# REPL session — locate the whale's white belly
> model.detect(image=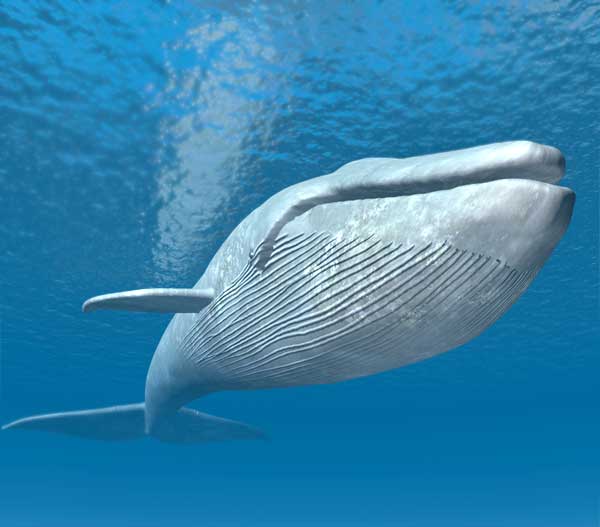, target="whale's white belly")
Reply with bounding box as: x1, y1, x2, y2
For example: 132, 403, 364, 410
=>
179, 230, 534, 390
